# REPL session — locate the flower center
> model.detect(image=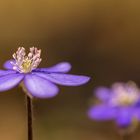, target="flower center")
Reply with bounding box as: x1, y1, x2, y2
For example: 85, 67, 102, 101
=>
110, 82, 140, 106
11, 47, 42, 73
